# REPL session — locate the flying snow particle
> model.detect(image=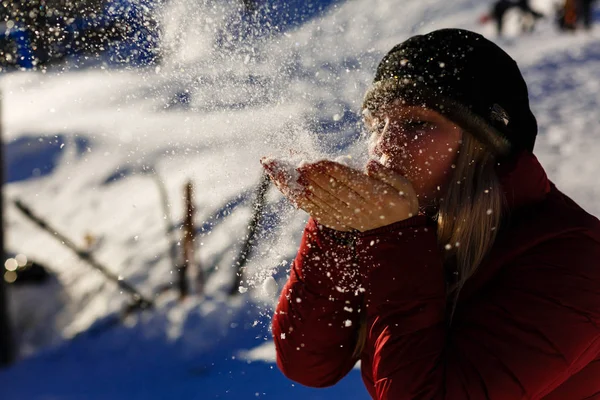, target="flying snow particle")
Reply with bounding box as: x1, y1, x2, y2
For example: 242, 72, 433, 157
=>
486, 209, 493, 215
259, 157, 303, 196
238, 286, 248, 294
344, 320, 352, 327
262, 276, 278, 298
